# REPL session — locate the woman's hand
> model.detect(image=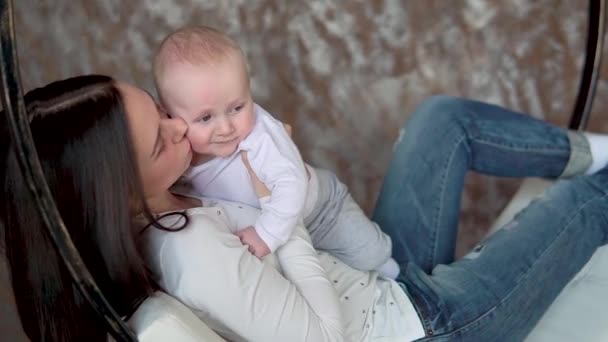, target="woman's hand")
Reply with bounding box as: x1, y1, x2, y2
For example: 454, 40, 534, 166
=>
241, 151, 271, 198
239, 121, 292, 197
282, 123, 292, 137
239, 151, 271, 258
